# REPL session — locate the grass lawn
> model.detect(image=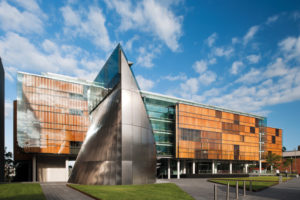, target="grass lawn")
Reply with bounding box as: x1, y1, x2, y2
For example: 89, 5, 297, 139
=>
69, 183, 194, 200
208, 176, 292, 192
0, 183, 46, 200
